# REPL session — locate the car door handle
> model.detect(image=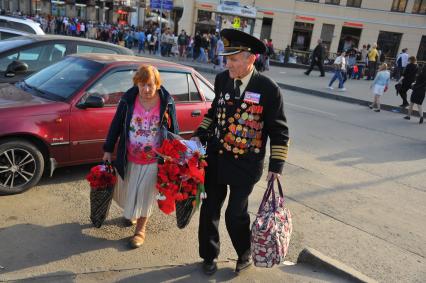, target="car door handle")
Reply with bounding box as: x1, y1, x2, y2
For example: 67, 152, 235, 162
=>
191, 110, 201, 117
